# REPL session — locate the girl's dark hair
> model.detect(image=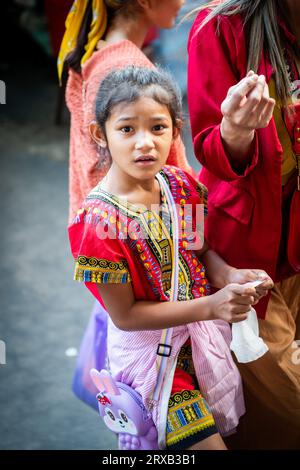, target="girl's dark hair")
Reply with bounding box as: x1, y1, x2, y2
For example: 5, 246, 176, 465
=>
187, 0, 299, 105
64, 0, 136, 75
95, 66, 183, 131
